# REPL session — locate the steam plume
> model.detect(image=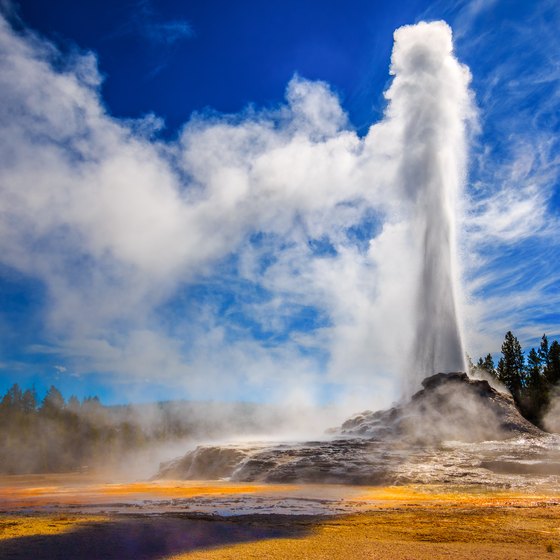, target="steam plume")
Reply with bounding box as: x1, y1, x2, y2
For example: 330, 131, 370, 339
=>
385, 22, 471, 388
